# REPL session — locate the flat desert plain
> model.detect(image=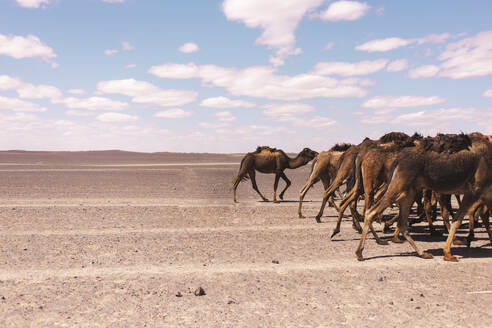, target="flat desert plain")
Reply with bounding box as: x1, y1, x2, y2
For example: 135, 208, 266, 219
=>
0, 150, 490, 327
